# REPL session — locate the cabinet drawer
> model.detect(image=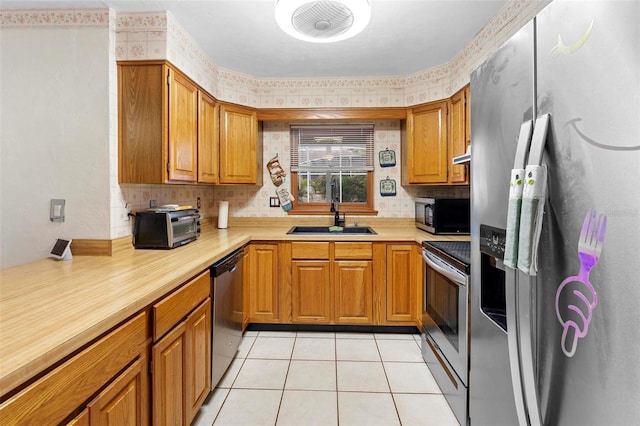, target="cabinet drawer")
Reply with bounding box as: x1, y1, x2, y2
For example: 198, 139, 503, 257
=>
153, 270, 210, 341
0, 312, 147, 425
291, 242, 330, 259
334, 242, 373, 260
